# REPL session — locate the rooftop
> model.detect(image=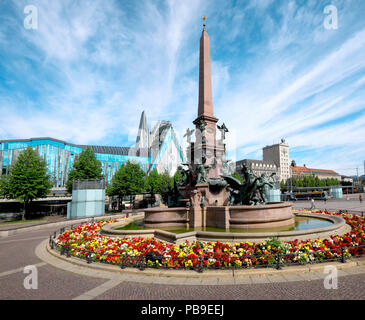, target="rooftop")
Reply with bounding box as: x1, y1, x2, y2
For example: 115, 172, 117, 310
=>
290, 165, 339, 175
237, 159, 277, 167
0, 137, 132, 156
